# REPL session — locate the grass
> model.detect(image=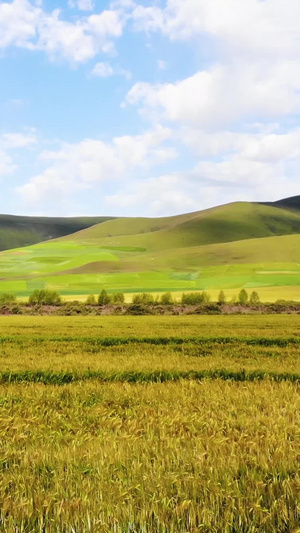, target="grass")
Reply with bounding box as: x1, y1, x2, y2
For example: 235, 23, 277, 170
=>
2, 201, 300, 298
62, 201, 300, 250
0, 314, 300, 337
0, 214, 114, 252
0, 315, 299, 531
0, 380, 299, 531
